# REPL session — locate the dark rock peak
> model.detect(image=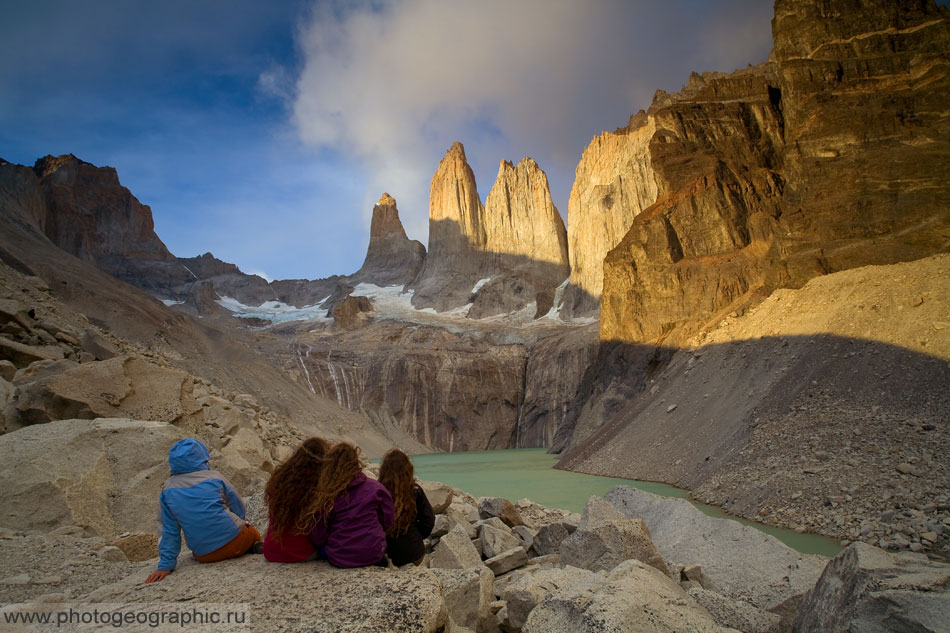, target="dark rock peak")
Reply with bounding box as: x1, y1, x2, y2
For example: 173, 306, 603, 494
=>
178, 253, 244, 278
0, 157, 8, 165
369, 193, 408, 240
